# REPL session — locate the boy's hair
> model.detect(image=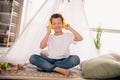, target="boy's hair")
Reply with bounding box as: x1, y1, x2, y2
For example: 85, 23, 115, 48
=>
50, 13, 64, 24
